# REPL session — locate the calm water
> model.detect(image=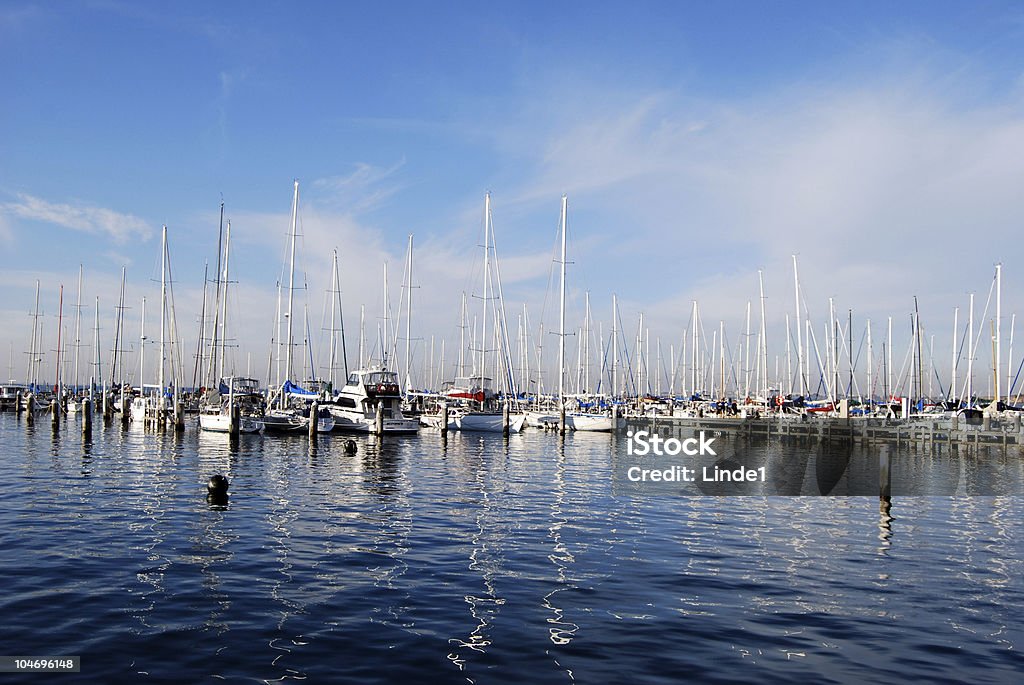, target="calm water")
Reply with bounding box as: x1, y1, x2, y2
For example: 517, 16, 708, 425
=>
1, 414, 1022, 683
